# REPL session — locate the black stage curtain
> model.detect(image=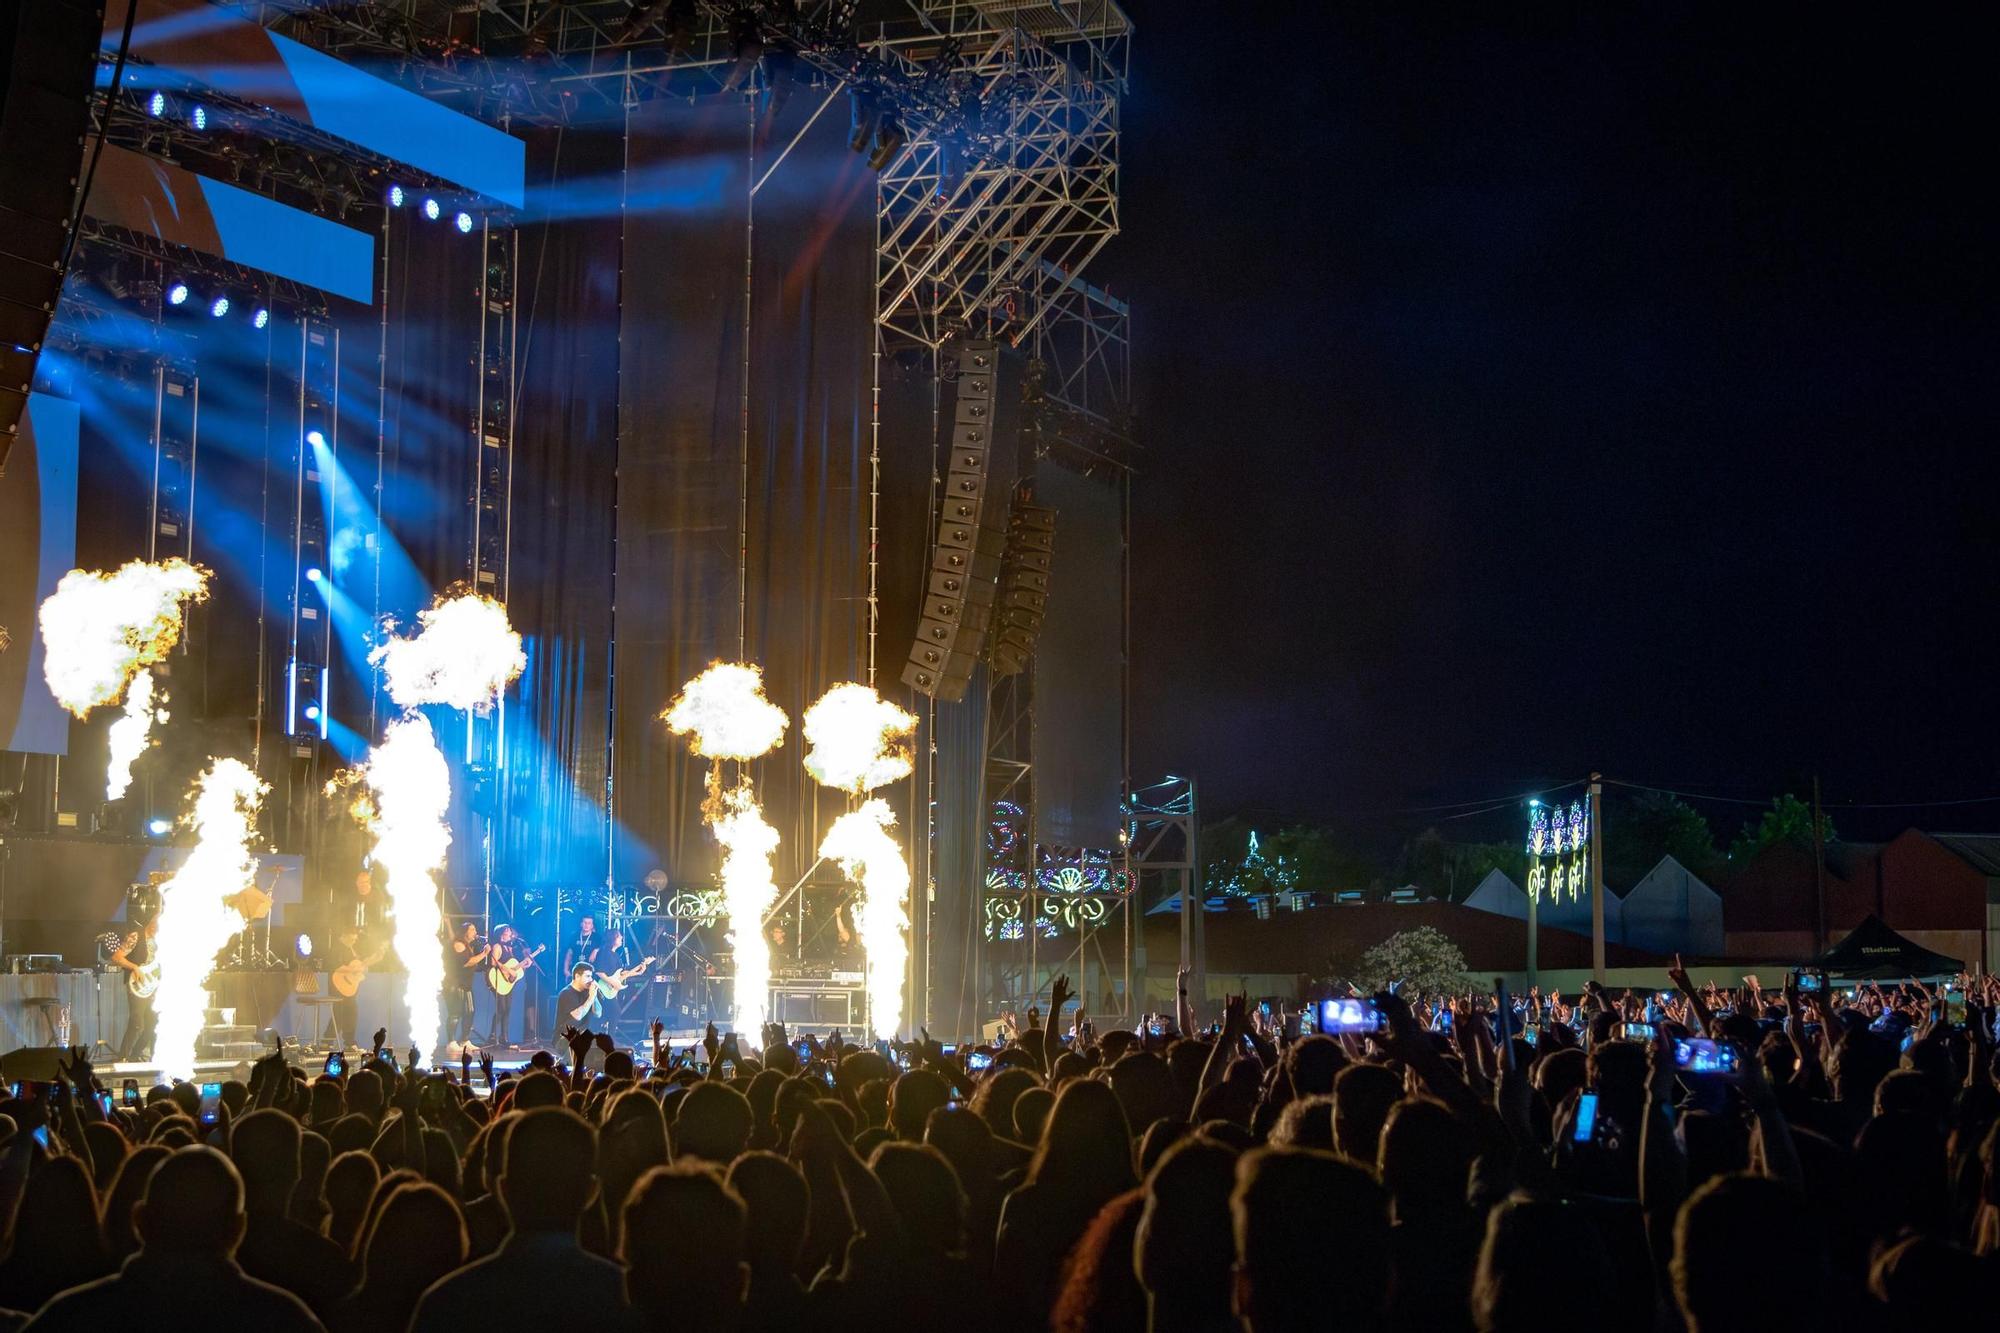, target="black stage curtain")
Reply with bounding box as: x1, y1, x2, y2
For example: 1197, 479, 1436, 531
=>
497, 127, 623, 892
1031, 460, 1126, 847
614, 91, 877, 898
